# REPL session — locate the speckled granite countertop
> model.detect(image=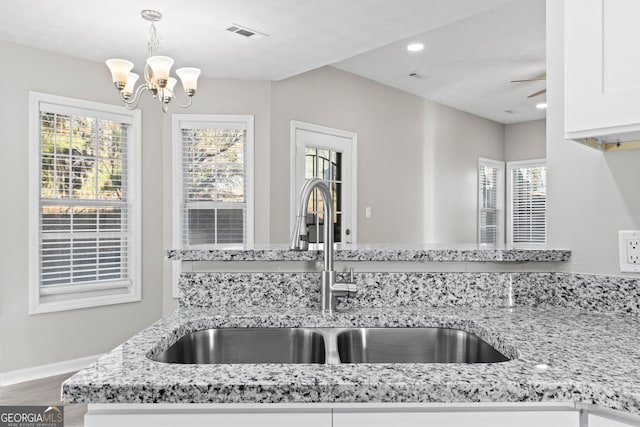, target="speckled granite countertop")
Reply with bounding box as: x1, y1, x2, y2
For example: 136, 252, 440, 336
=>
62, 307, 640, 414
166, 244, 571, 262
